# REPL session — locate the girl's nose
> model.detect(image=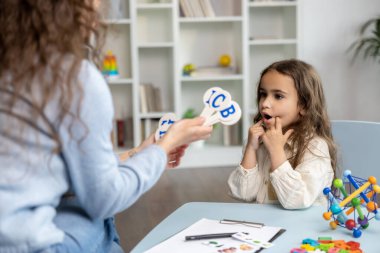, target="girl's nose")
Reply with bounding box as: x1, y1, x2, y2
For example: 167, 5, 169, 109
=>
261, 96, 271, 109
